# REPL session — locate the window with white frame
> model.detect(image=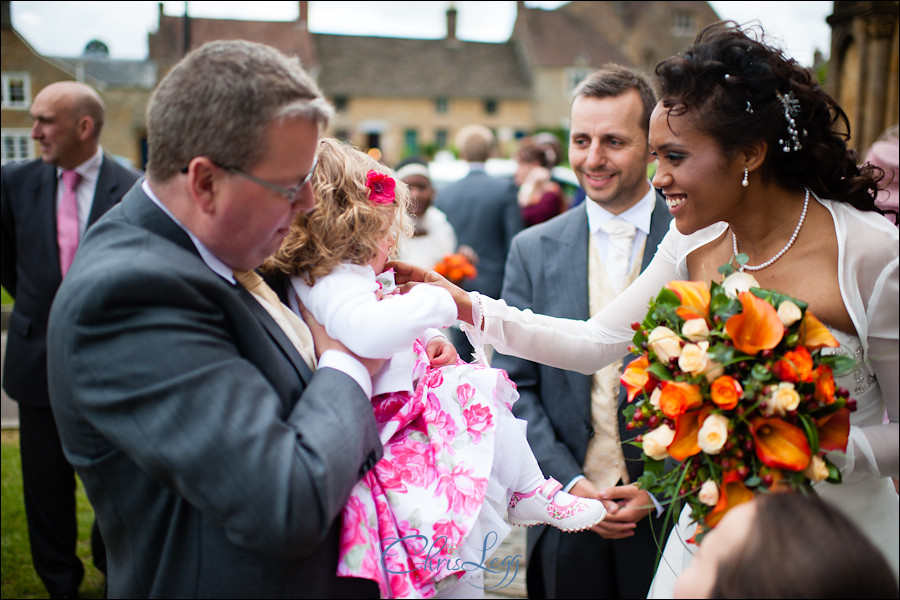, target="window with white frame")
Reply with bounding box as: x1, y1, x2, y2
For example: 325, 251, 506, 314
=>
2, 73, 31, 109
1, 129, 35, 164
